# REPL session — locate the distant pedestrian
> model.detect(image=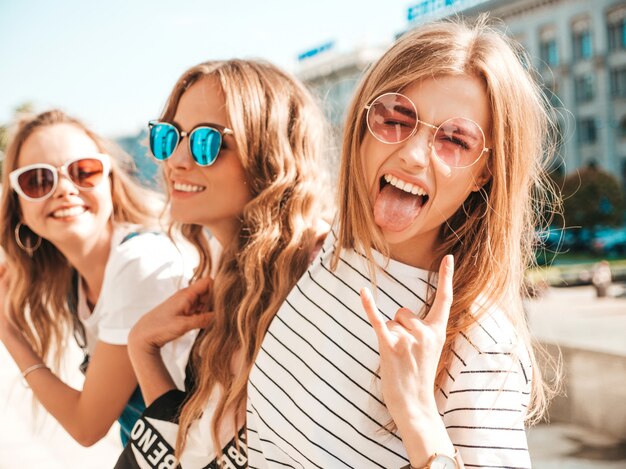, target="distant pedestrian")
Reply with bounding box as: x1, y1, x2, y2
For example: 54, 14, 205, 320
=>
592, 260, 612, 298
